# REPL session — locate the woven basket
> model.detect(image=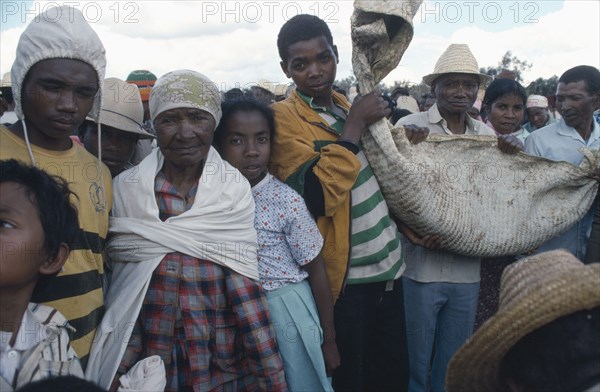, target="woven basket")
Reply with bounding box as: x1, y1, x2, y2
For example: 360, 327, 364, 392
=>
361, 121, 599, 257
